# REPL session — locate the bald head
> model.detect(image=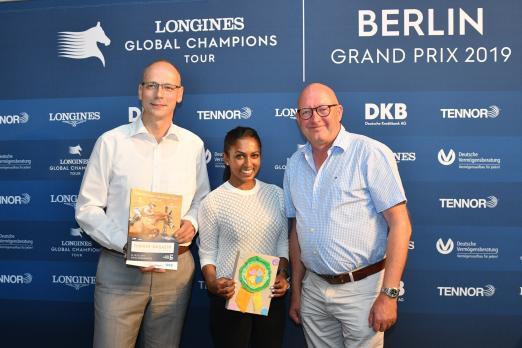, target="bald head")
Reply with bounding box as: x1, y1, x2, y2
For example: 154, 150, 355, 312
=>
142, 59, 181, 84
298, 83, 339, 108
